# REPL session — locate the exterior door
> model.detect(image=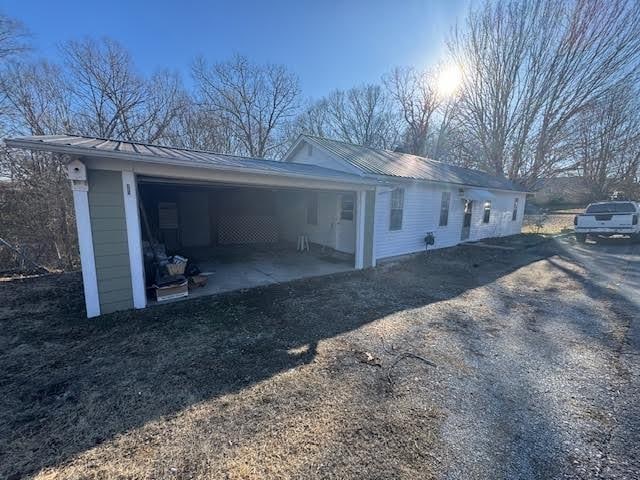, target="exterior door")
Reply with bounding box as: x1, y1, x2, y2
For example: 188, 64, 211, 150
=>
461, 200, 473, 241
335, 193, 356, 253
